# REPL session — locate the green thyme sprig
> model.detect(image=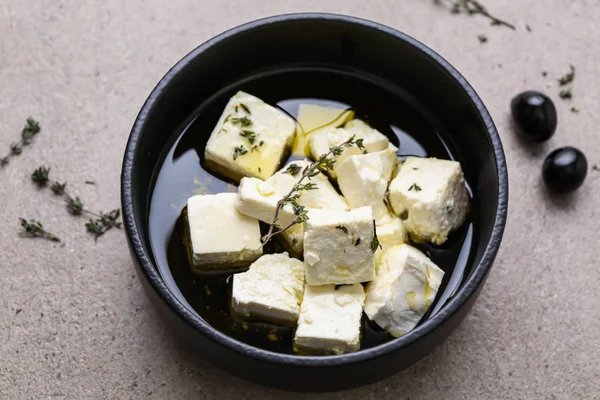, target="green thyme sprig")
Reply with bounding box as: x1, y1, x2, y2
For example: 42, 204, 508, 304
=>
444, 0, 516, 30
29, 166, 122, 240
261, 135, 365, 245
18, 218, 60, 242
1, 118, 41, 167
